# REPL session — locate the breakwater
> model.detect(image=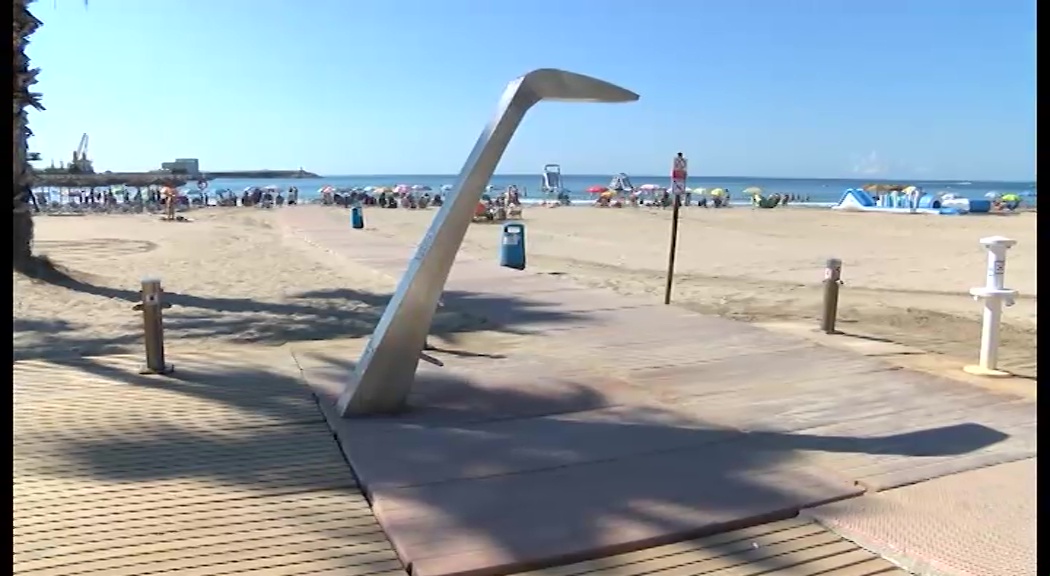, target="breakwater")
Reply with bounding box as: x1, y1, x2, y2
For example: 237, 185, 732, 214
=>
202, 169, 319, 179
